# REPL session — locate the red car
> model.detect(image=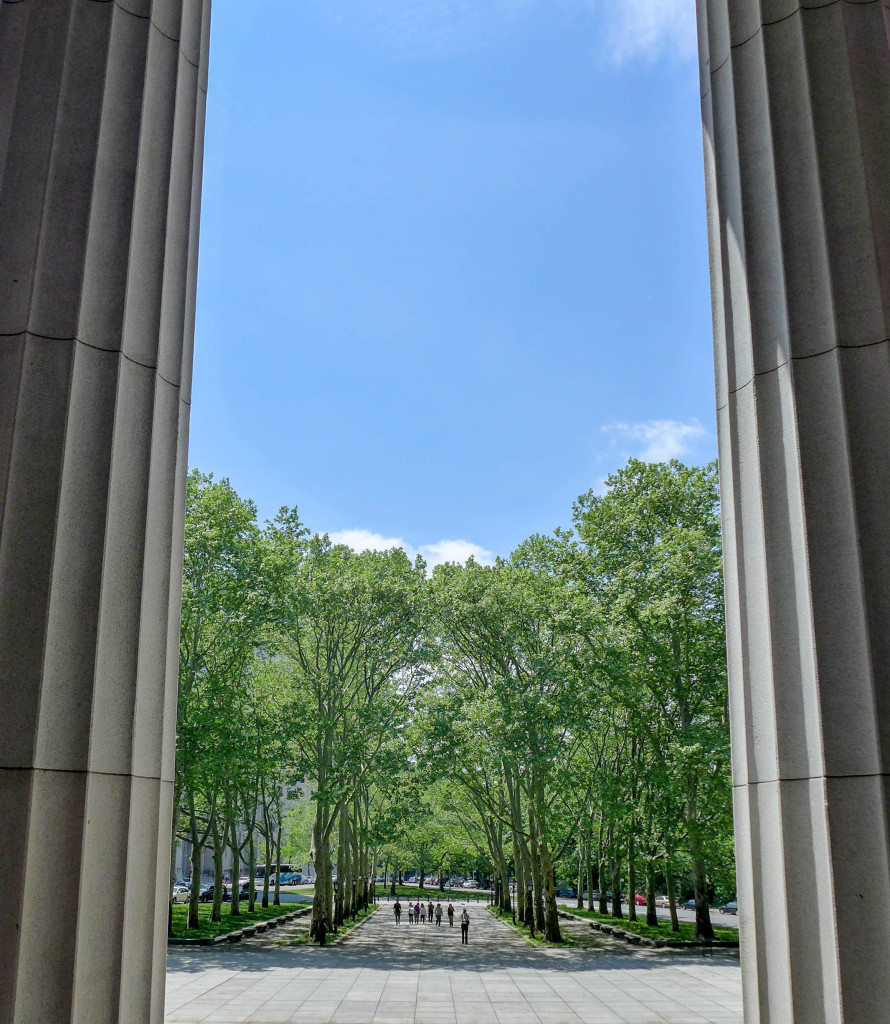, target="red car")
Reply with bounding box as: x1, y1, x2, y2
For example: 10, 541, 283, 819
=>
634, 894, 646, 906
